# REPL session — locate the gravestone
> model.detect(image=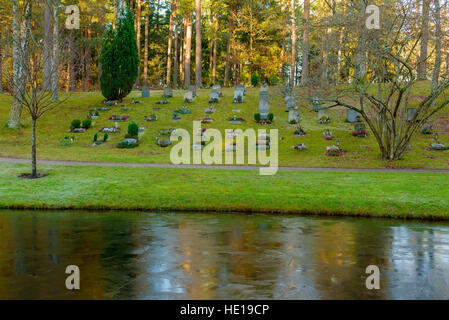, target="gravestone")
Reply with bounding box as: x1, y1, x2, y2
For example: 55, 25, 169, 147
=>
407, 108, 417, 121
234, 89, 244, 102
260, 83, 269, 93
285, 95, 297, 111
354, 123, 366, 132
288, 109, 300, 123
189, 85, 197, 97
236, 84, 246, 95
347, 109, 359, 123
311, 97, 322, 112
184, 91, 193, 102
142, 86, 150, 98
212, 84, 221, 93
209, 91, 219, 102
317, 109, 329, 121
259, 91, 269, 120
163, 86, 173, 97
